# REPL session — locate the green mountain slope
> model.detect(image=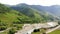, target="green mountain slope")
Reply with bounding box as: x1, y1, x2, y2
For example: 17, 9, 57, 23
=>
0, 3, 59, 24
11, 4, 59, 23
0, 3, 43, 25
